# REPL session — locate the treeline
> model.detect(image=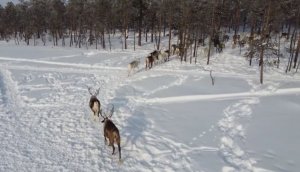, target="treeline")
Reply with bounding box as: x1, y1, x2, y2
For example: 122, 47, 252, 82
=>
0, 0, 299, 67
